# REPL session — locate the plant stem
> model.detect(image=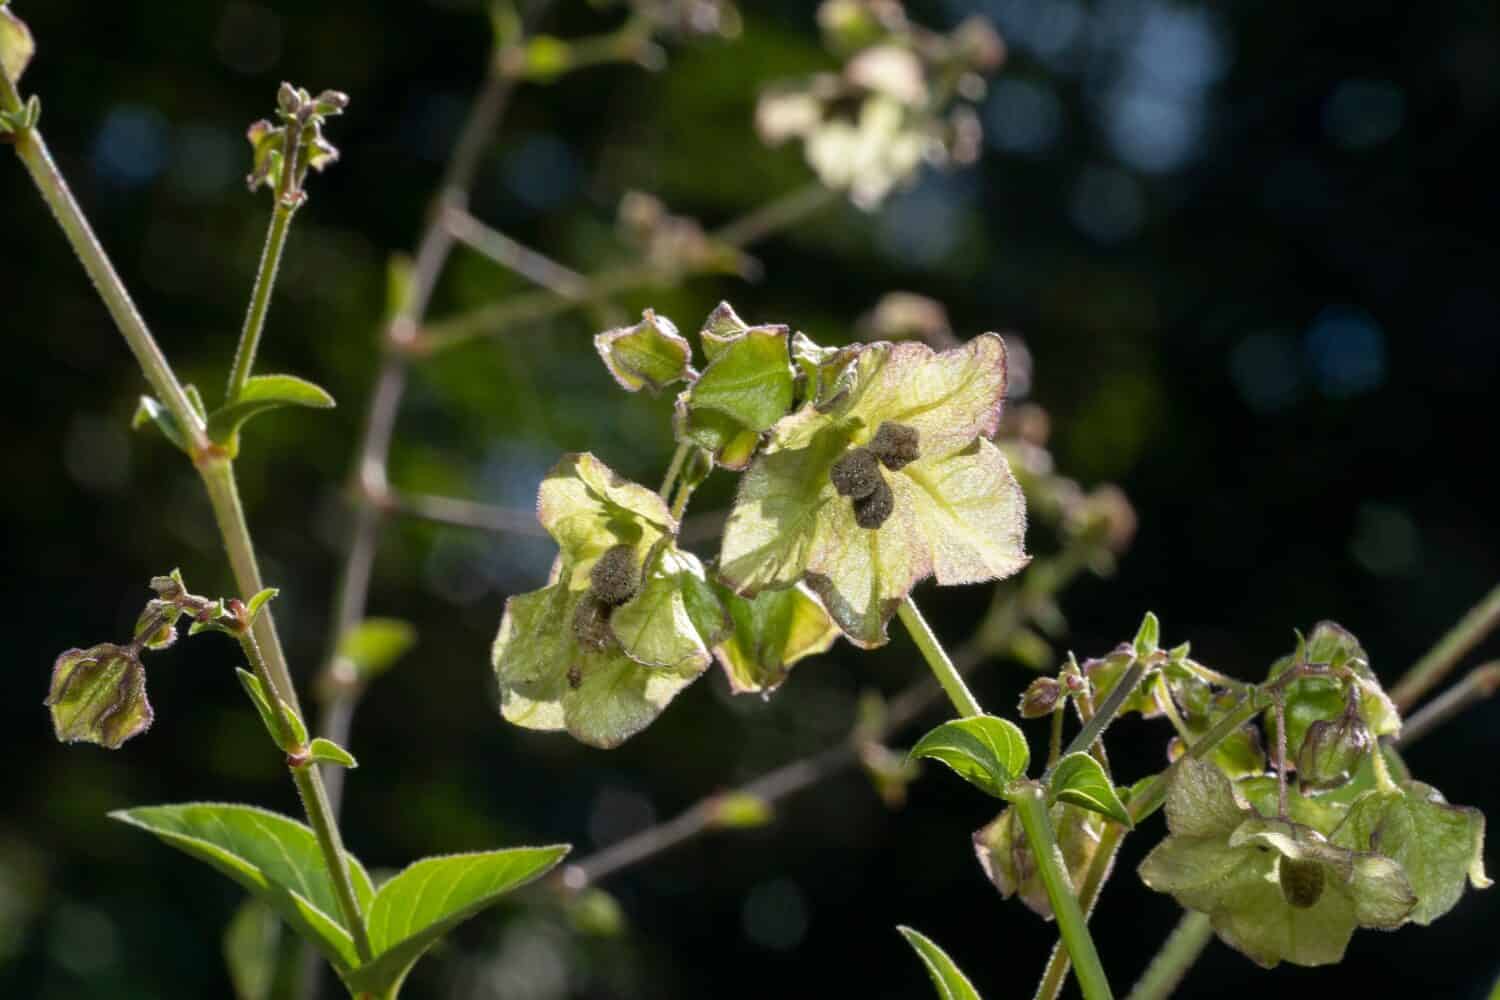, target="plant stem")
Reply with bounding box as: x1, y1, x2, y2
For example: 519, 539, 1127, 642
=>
227, 200, 298, 400
444, 206, 588, 297
1126, 911, 1213, 1000
1390, 581, 1500, 711
1056, 660, 1145, 768
711, 183, 838, 248
1395, 661, 1500, 748
897, 596, 983, 717
1012, 783, 1115, 1000
1032, 821, 1125, 1000
291, 764, 375, 963
2, 77, 208, 454
199, 459, 304, 713
659, 441, 691, 499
